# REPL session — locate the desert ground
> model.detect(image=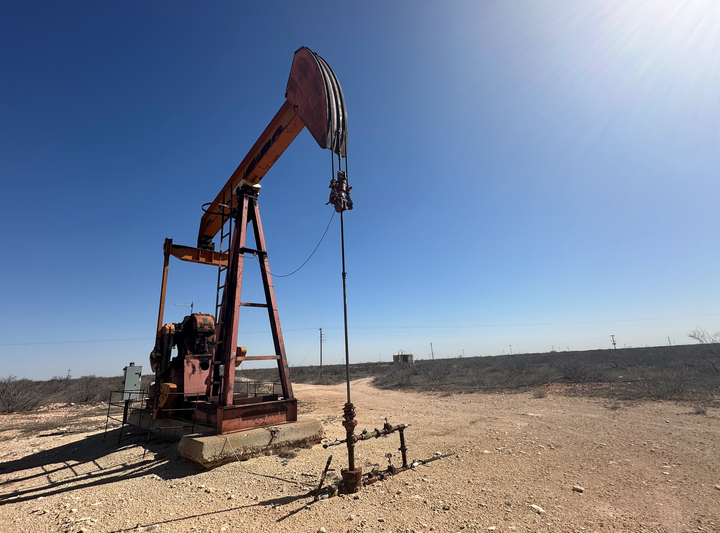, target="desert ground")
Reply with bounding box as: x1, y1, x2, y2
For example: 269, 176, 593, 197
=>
1, 378, 719, 533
